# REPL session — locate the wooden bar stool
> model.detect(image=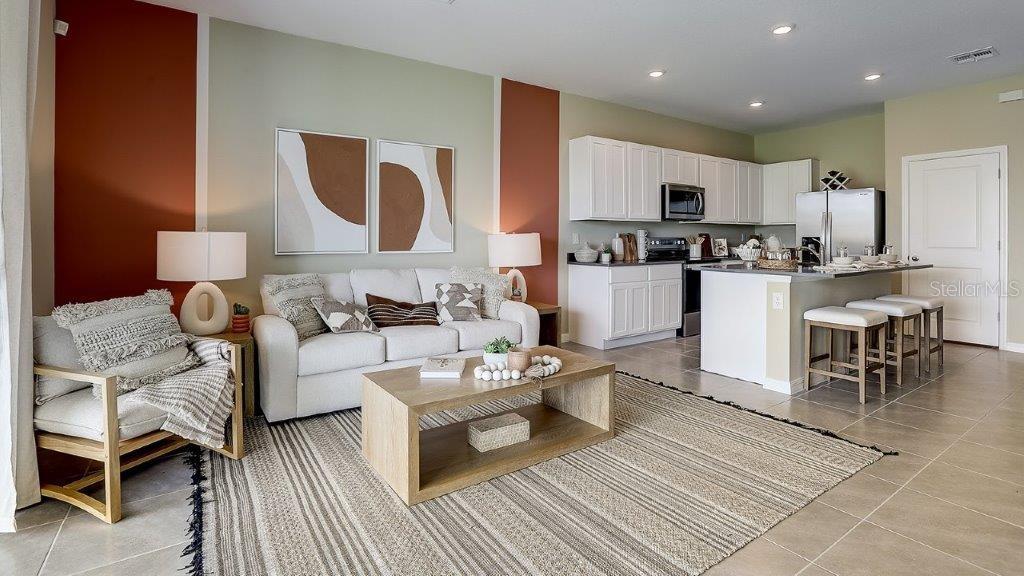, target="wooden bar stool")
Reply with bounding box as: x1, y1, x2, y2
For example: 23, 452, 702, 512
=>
878, 295, 944, 372
804, 306, 888, 403
846, 299, 923, 385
